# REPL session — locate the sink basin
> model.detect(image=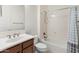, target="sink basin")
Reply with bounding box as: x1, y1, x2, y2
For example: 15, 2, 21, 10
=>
6, 34, 33, 43
6, 39, 18, 43
6, 37, 21, 43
